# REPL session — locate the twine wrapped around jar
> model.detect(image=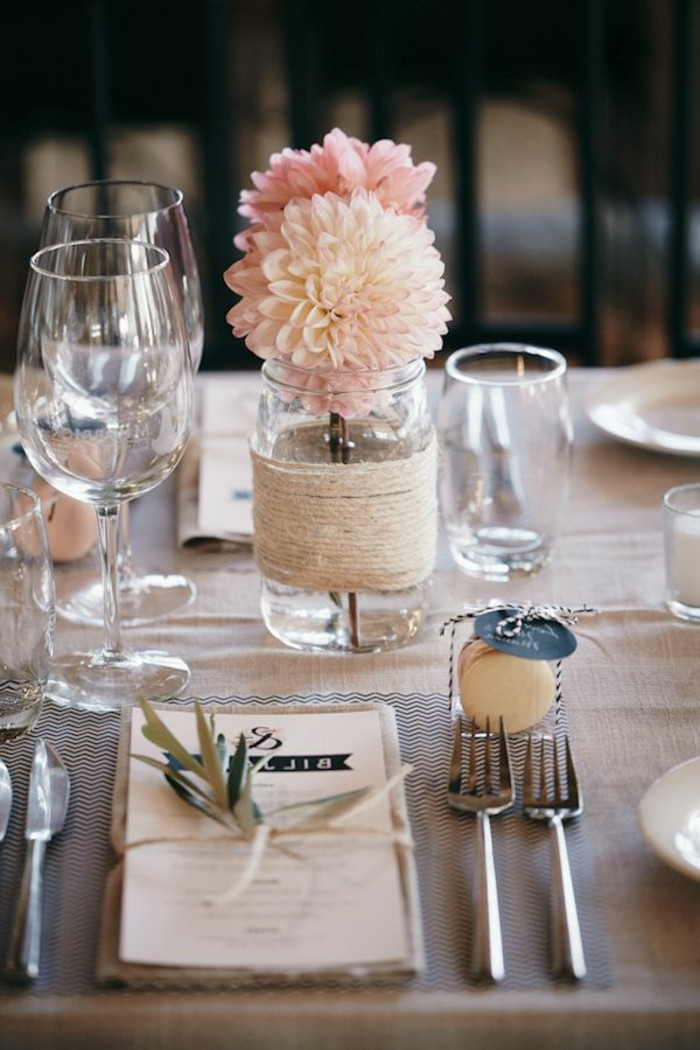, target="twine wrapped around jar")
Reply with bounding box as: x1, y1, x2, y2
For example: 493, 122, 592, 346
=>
251, 435, 438, 593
